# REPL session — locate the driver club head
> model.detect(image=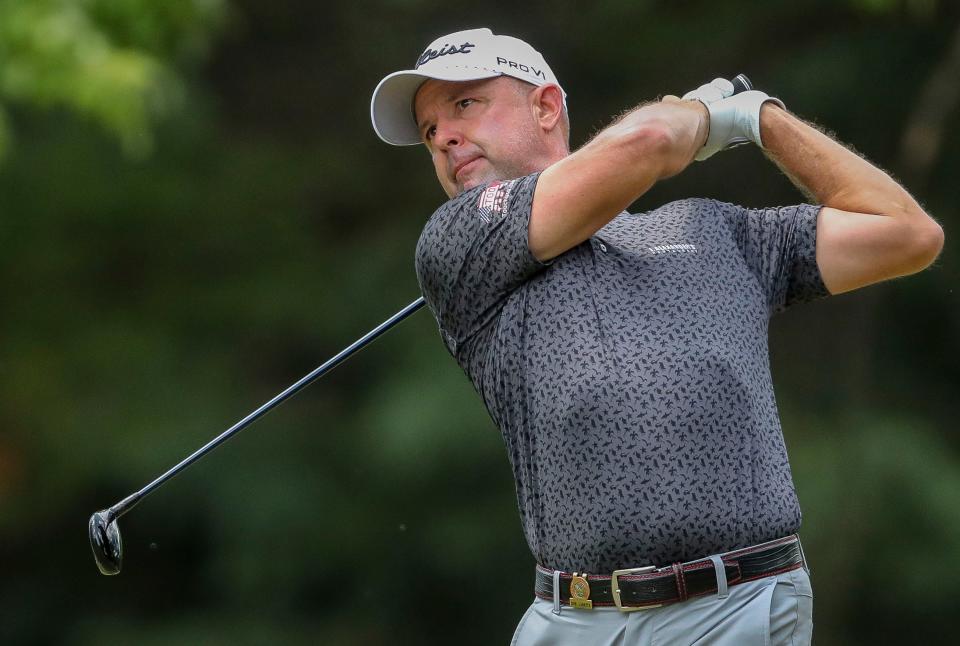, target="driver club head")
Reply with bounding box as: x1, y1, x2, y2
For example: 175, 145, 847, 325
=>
88, 509, 122, 575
